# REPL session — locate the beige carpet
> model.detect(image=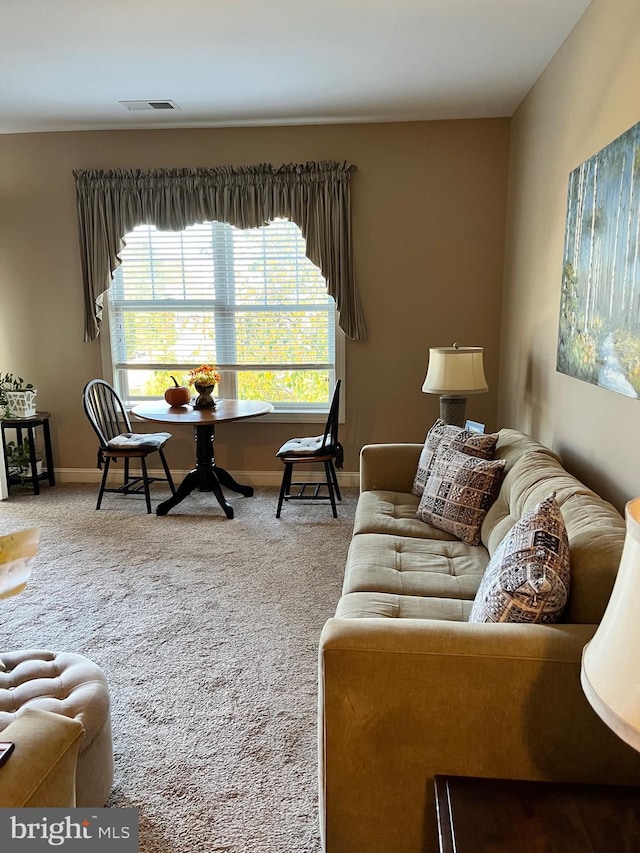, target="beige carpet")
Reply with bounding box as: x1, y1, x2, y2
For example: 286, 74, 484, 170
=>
0, 481, 357, 852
